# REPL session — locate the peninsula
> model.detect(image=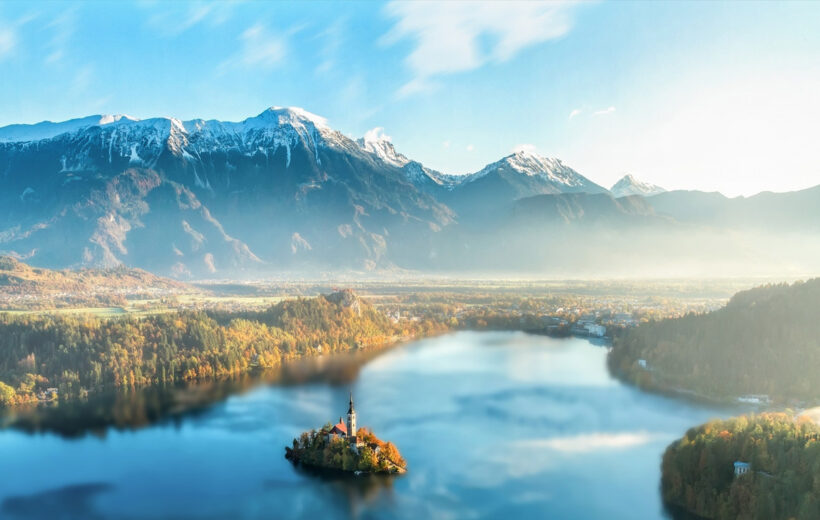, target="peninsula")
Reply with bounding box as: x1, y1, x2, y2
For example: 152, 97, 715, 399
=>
285, 393, 407, 475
